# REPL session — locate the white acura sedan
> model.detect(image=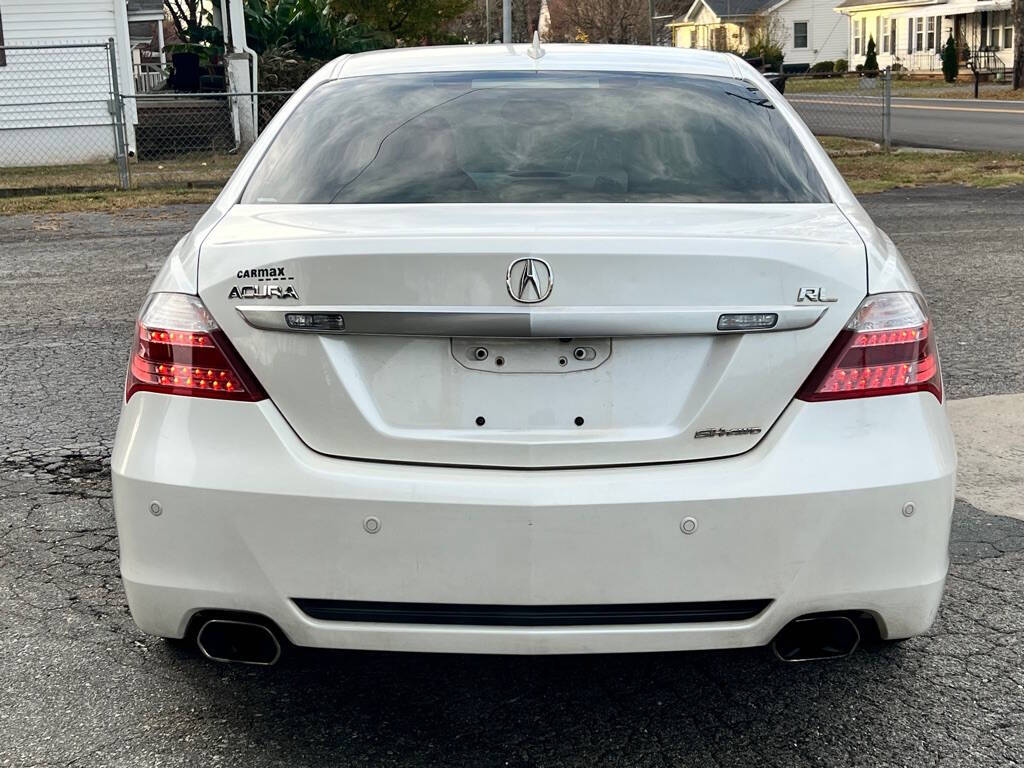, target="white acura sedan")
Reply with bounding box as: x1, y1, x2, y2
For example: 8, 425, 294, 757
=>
112, 43, 955, 665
